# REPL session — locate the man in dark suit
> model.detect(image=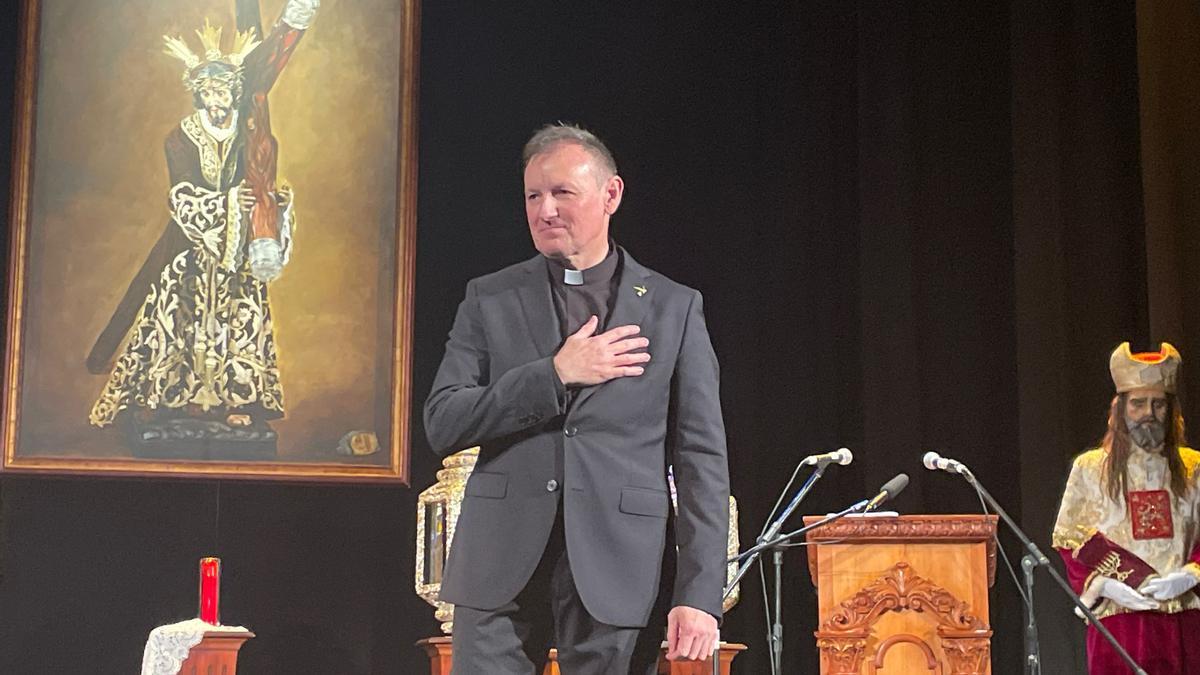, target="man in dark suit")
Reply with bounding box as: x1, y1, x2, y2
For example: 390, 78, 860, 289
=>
425, 123, 730, 674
